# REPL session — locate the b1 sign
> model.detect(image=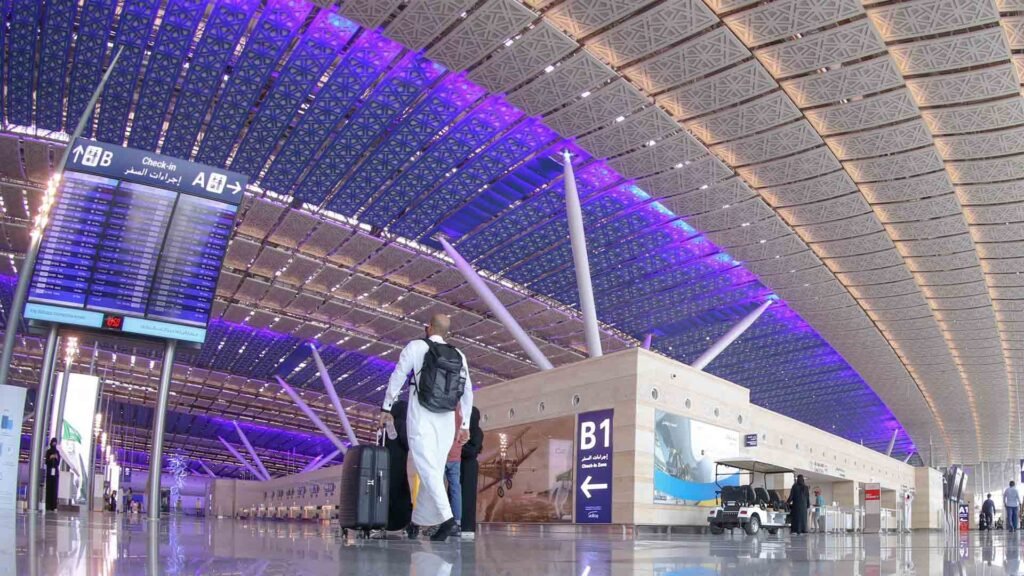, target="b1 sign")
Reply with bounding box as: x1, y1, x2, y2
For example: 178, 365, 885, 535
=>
576, 409, 613, 524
